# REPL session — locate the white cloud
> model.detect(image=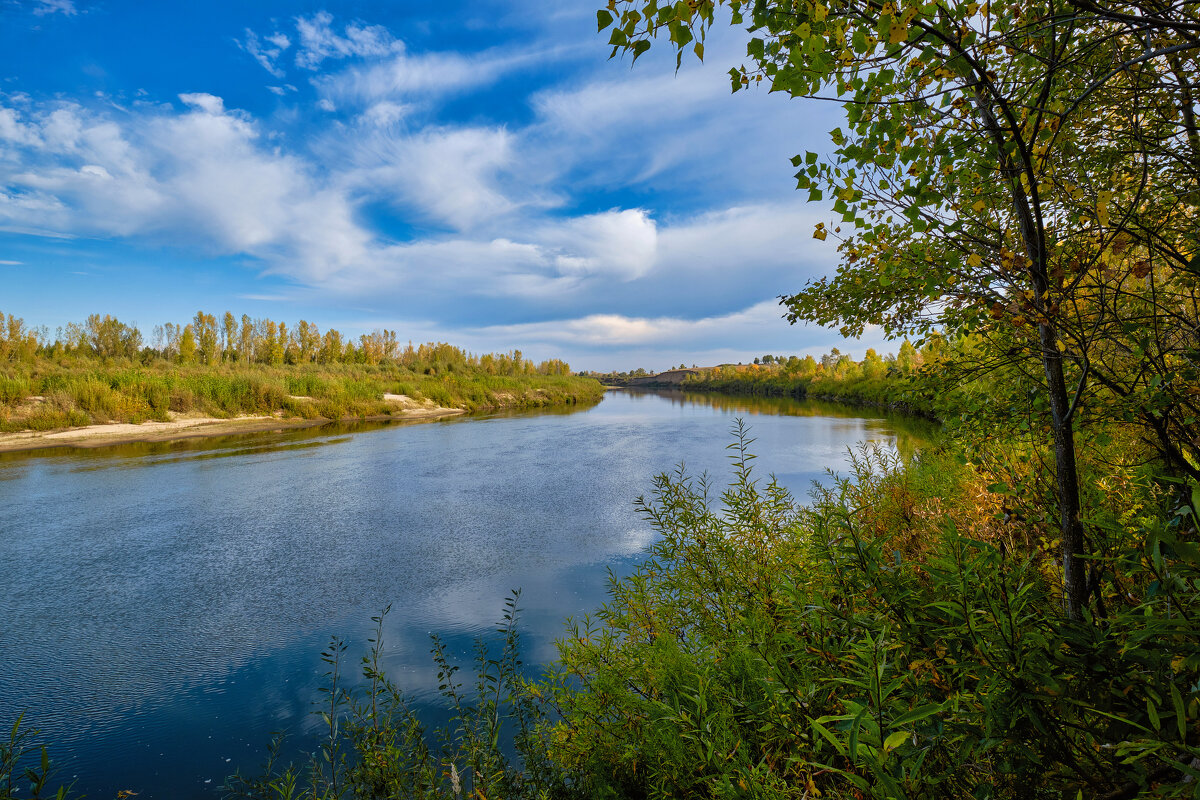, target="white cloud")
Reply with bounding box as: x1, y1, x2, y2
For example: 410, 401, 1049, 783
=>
312, 47, 533, 110
343, 125, 518, 231
541, 209, 657, 281
32, 0, 76, 15
359, 101, 410, 128
238, 29, 291, 79
293, 12, 401, 70
178, 93, 225, 115
0, 107, 42, 148
475, 301, 786, 347
0, 97, 370, 278
241, 13, 401, 79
